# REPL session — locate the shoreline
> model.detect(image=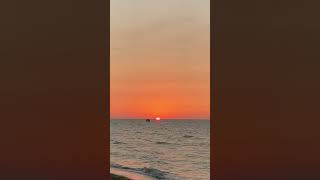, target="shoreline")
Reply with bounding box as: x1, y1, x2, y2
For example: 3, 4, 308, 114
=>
110, 167, 157, 180
111, 173, 131, 180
